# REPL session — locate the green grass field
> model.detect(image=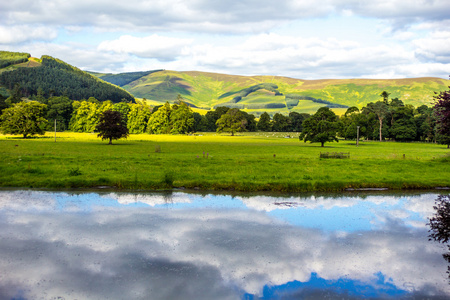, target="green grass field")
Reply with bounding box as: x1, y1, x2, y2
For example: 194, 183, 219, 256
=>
1, 132, 449, 192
